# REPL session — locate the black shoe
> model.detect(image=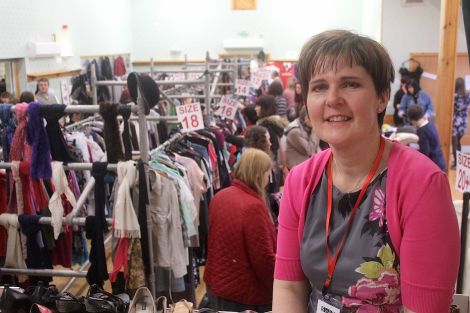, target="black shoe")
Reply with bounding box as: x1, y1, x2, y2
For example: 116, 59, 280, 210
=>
0, 285, 32, 313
